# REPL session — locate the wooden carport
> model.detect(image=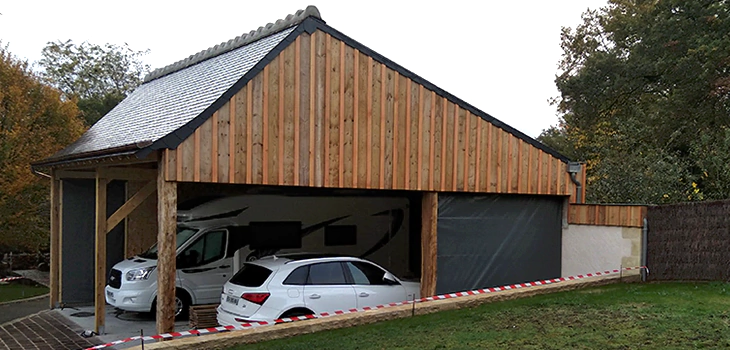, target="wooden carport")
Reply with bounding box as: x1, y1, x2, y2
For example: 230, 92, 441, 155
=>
32, 6, 585, 338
